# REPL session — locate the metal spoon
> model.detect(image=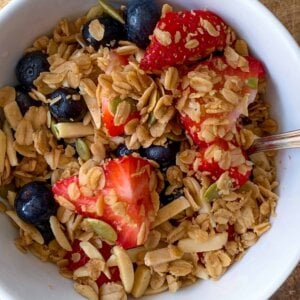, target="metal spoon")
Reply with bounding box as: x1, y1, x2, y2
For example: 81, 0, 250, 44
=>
248, 129, 300, 154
